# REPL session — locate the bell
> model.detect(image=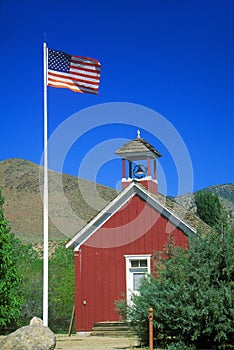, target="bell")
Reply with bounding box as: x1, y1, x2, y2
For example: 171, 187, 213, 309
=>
133, 164, 146, 178
134, 164, 145, 175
